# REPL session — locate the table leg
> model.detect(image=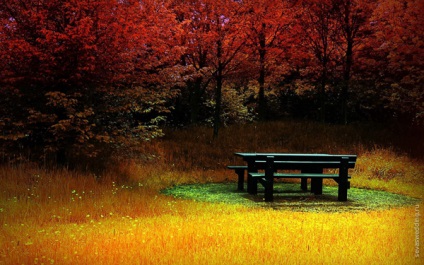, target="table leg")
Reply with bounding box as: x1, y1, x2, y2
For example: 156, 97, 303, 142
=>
311, 178, 323, 195
236, 168, 244, 191
246, 160, 257, 194
301, 178, 308, 191
303, 168, 323, 194
264, 156, 274, 201
338, 157, 349, 201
